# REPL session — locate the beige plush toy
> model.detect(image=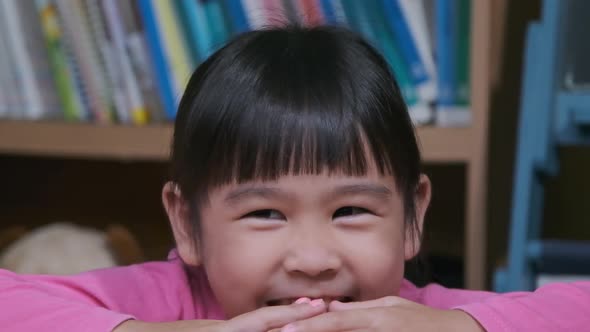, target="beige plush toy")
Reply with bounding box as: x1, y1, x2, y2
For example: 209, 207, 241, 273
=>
0, 222, 144, 275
